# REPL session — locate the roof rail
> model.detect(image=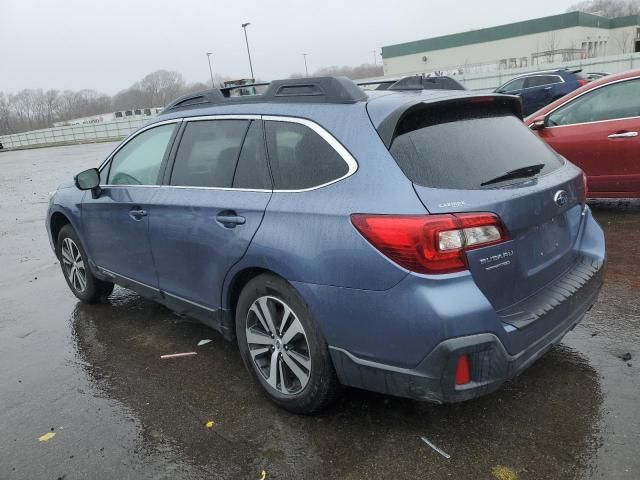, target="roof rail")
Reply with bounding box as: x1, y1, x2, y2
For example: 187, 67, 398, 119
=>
163, 76, 367, 113
356, 79, 397, 91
